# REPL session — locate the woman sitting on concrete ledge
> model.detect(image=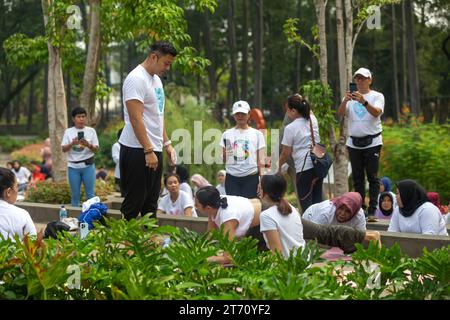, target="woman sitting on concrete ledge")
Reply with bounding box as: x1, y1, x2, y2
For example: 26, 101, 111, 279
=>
194, 183, 380, 264
157, 173, 197, 217
388, 179, 448, 236
0, 167, 37, 241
